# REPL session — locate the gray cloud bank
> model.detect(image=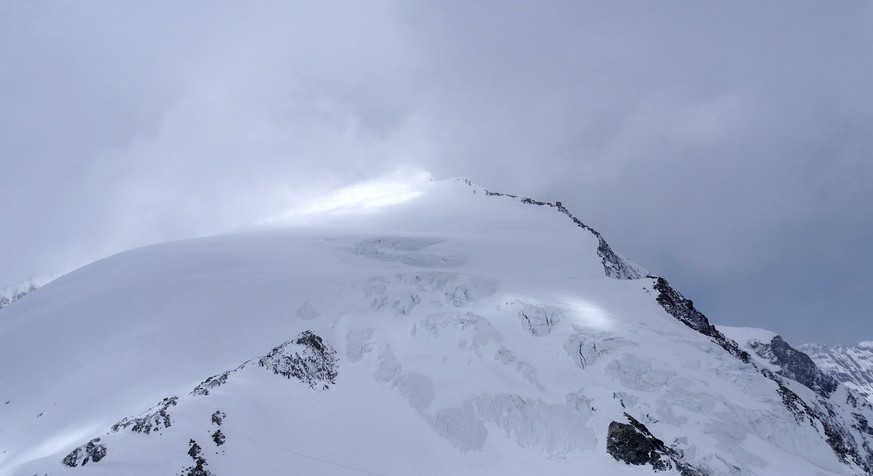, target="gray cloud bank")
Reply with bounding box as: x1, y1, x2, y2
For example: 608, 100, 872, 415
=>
2, 1, 872, 344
